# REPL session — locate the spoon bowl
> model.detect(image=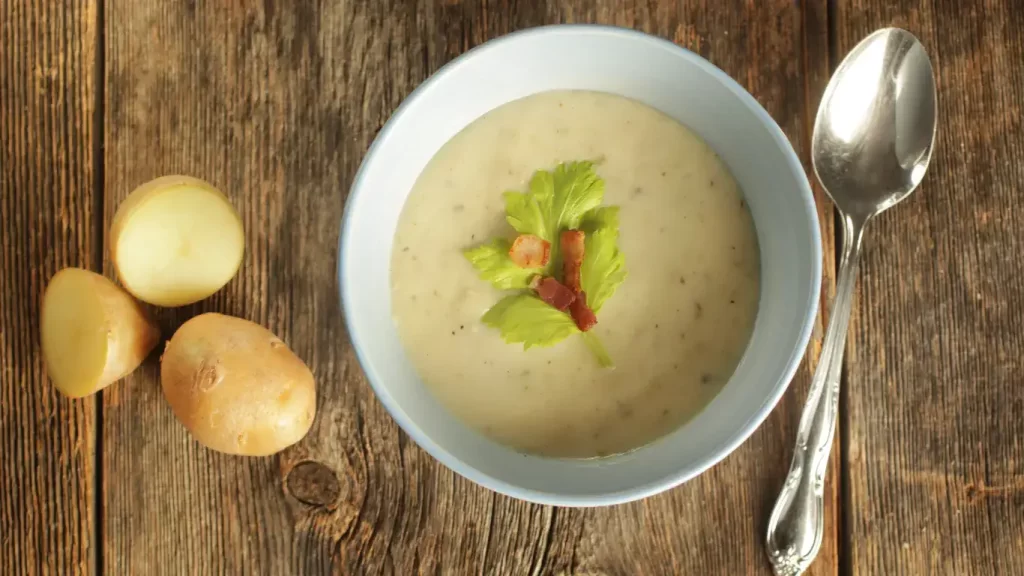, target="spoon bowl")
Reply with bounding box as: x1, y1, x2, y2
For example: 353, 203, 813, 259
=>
812, 28, 937, 219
